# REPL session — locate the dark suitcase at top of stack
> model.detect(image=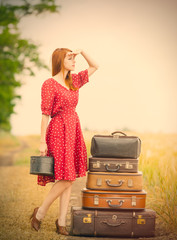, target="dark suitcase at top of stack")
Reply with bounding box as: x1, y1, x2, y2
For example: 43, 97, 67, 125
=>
91, 131, 141, 159
70, 206, 156, 238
